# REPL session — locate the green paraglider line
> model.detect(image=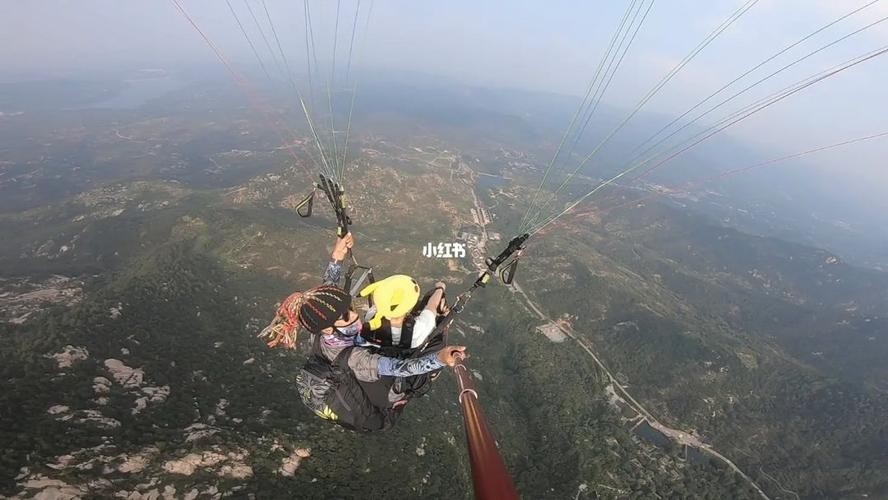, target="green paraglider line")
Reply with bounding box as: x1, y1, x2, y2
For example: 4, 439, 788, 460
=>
587, 130, 888, 221
519, 0, 650, 232
626, 0, 884, 161
525, 0, 760, 232
526, 44, 888, 235
616, 10, 888, 191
